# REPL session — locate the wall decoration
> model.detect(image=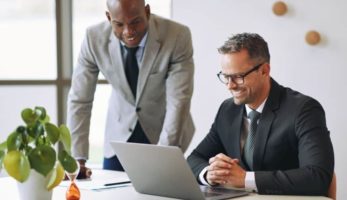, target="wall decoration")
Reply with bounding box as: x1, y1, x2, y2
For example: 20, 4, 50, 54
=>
272, 1, 287, 16
305, 30, 321, 45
